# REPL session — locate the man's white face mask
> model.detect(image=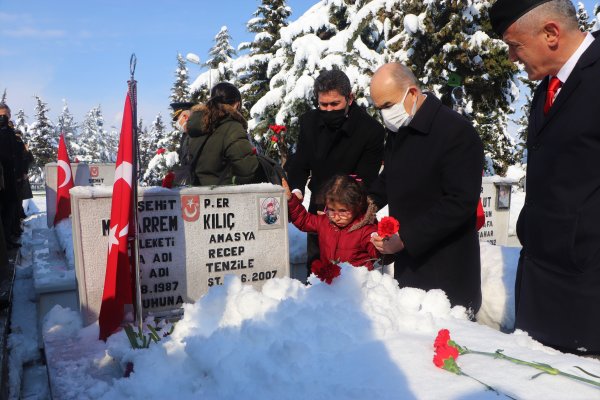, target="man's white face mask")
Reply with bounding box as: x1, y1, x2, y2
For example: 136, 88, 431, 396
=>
175, 111, 189, 132
380, 88, 418, 132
